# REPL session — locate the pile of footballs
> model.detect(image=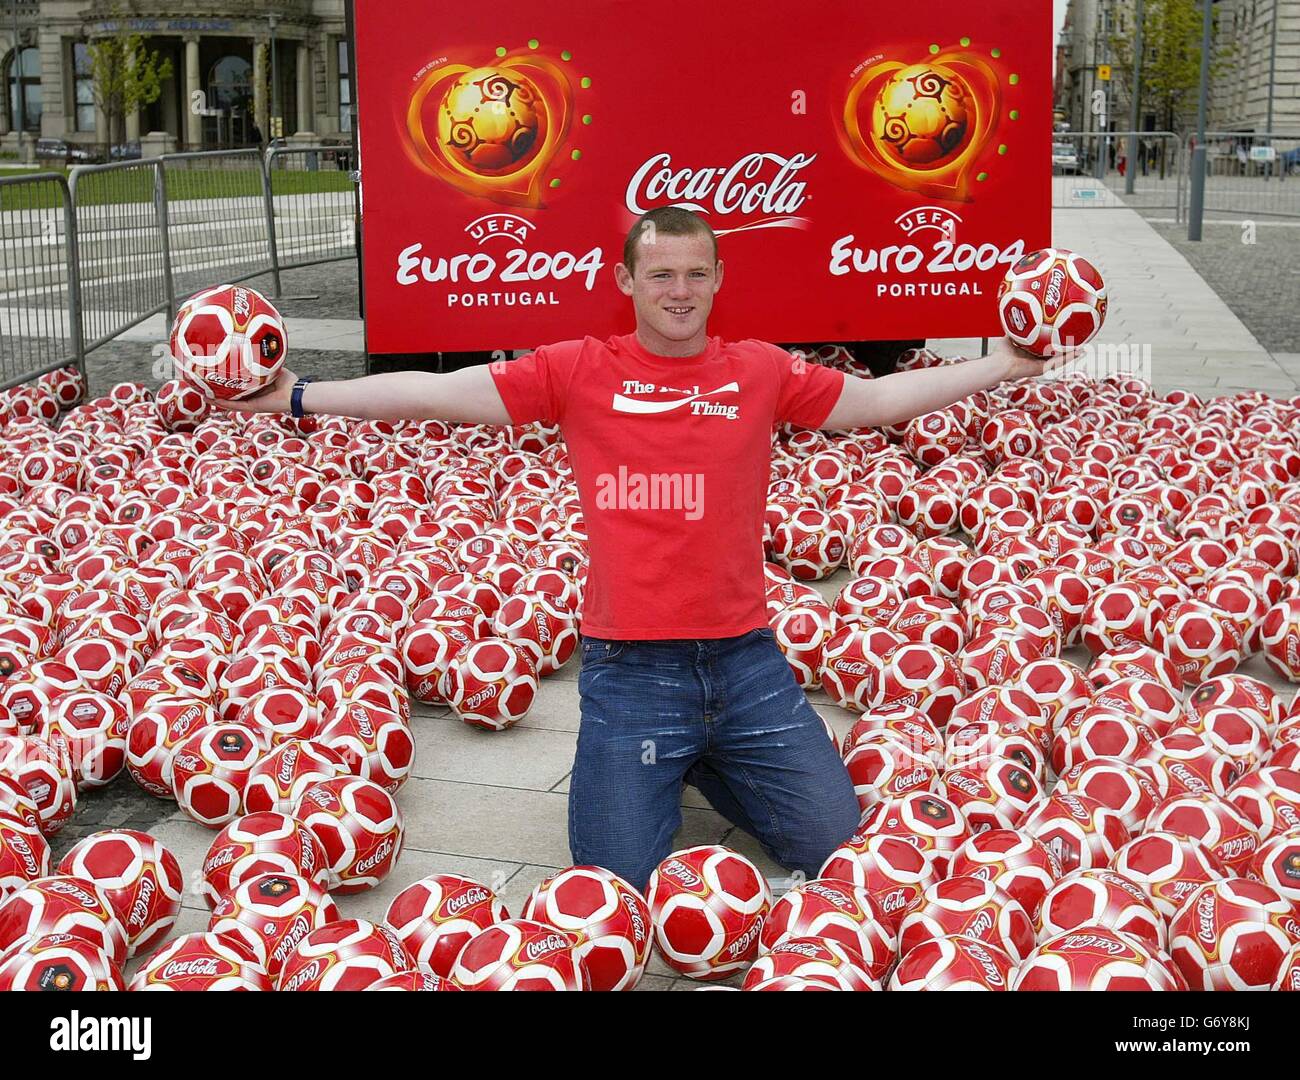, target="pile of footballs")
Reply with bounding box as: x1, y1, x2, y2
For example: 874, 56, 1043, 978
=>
1, 345, 1300, 990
